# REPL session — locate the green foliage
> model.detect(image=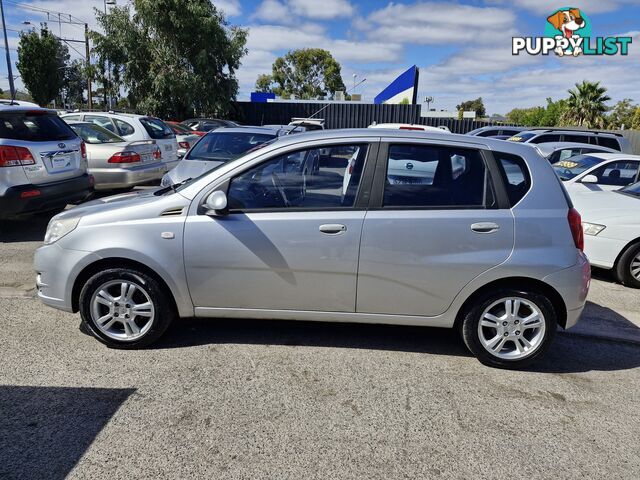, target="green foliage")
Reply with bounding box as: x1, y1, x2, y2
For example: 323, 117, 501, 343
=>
16, 27, 69, 106
63, 60, 86, 107
607, 98, 636, 129
91, 0, 247, 118
506, 98, 569, 127
456, 97, 486, 117
266, 48, 346, 100
398, 97, 410, 105
631, 107, 640, 130
561, 80, 611, 128
255, 74, 274, 93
